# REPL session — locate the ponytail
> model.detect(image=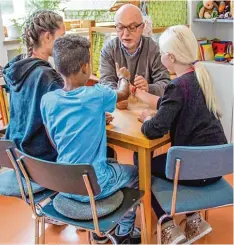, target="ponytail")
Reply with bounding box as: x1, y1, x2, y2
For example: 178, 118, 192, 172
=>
194, 62, 221, 119
159, 25, 221, 119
